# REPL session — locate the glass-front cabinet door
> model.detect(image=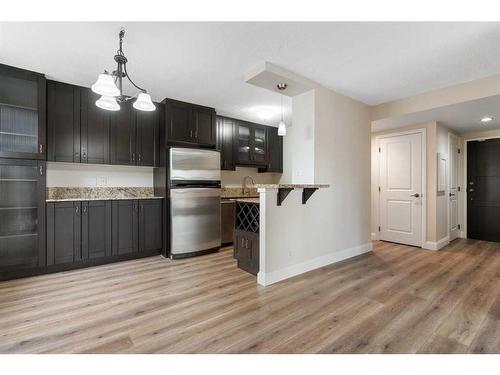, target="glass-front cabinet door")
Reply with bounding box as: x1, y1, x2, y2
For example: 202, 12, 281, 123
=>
252, 125, 267, 165
236, 122, 252, 164
0, 65, 46, 160
0, 159, 45, 273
